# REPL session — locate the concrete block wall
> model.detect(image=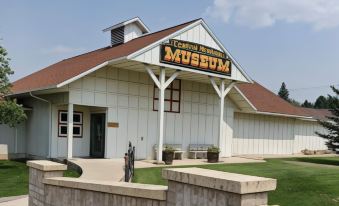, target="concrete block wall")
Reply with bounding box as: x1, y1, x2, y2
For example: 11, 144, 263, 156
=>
43, 184, 166, 206
27, 160, 167, 206
162, 168, 277, 206
27, 161, 277, 206
27, 161, 67, 206
0, 144, 8, 160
